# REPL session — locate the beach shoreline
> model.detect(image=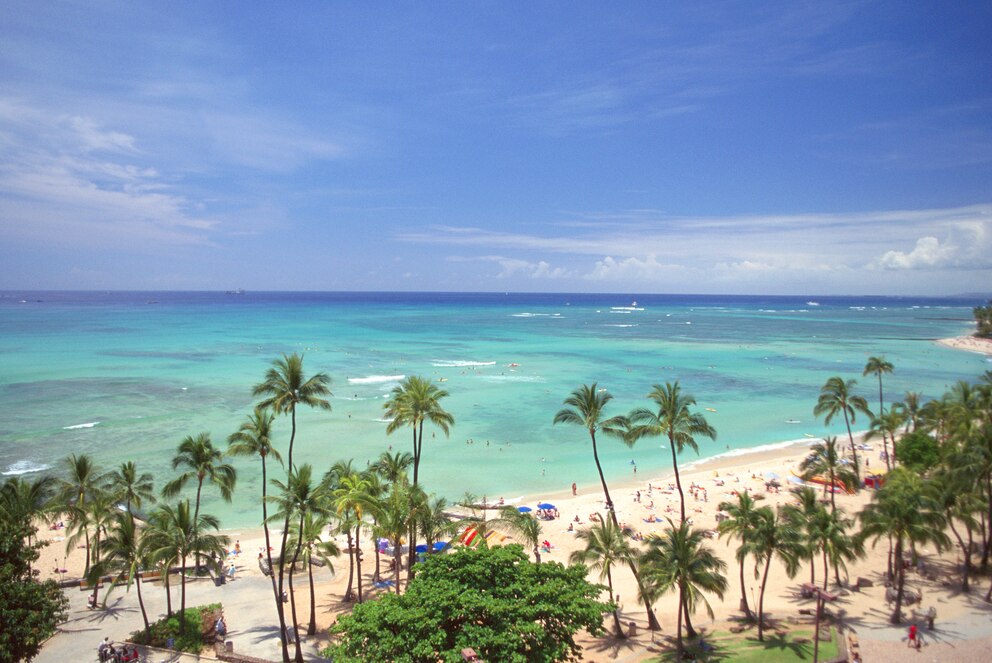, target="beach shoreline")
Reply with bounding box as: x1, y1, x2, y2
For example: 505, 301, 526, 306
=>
938, 334, 992, 356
